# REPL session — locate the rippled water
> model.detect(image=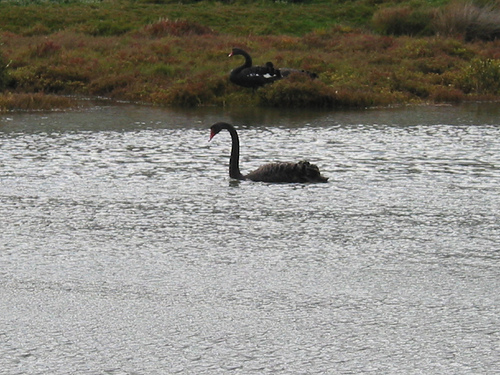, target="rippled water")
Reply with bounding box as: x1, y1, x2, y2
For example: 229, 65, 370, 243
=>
1, 103, 499, 374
